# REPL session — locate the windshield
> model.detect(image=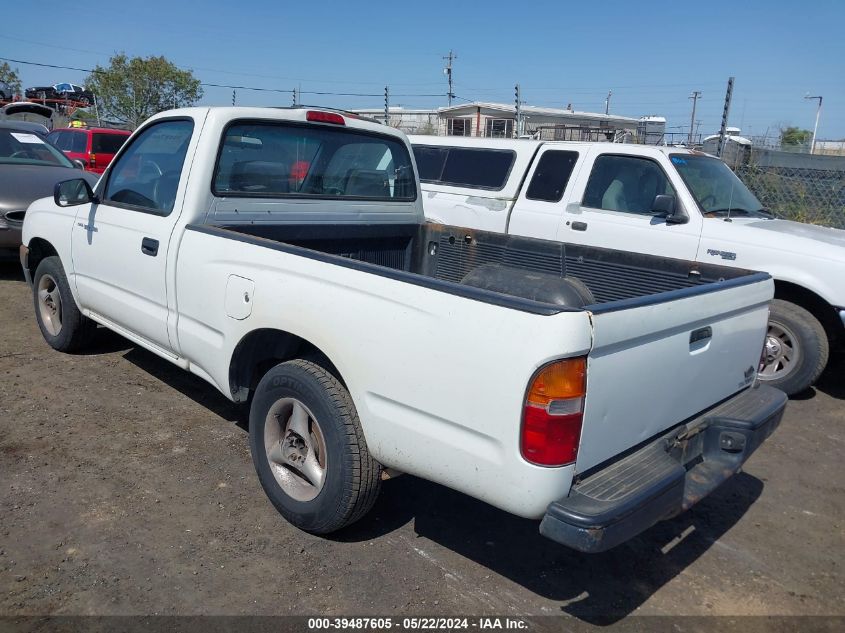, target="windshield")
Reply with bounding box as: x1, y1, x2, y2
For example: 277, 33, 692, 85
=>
670, 154, 768, 218
0, 129, 75, 168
